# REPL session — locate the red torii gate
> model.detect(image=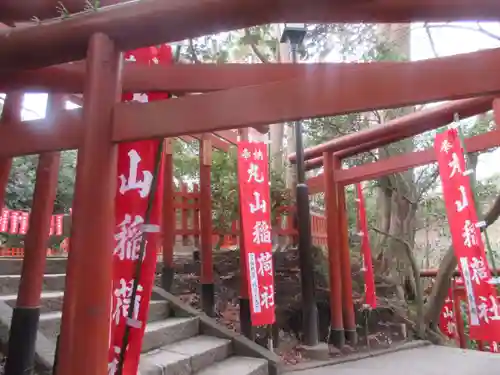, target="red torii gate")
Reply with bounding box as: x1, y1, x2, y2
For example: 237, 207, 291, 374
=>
302, 98, 500, 194
292, 96, 494, 170
293, 97, 500, 346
